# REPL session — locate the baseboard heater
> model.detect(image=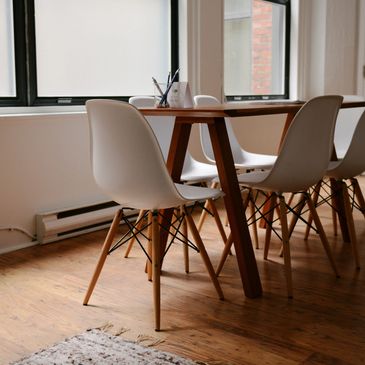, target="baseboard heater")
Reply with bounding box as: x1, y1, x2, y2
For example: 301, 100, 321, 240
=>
36, 201, 138, 244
